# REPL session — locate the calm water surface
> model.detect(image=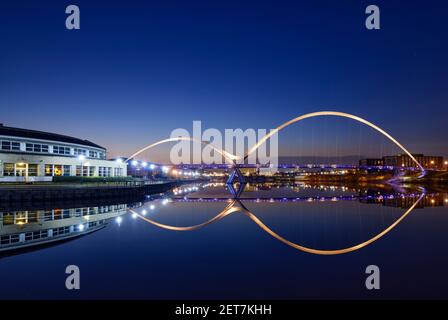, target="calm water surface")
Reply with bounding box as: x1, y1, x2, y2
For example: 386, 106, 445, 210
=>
1, 182, 447, 299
